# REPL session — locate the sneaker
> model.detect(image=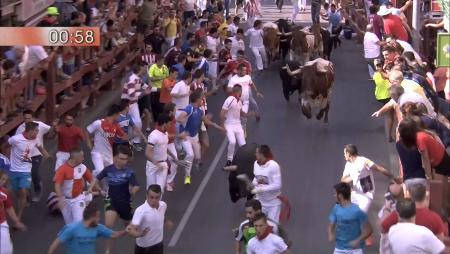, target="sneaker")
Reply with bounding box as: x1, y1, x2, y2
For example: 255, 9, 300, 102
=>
184, 176, 191, 185
166, 183, 174, 192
